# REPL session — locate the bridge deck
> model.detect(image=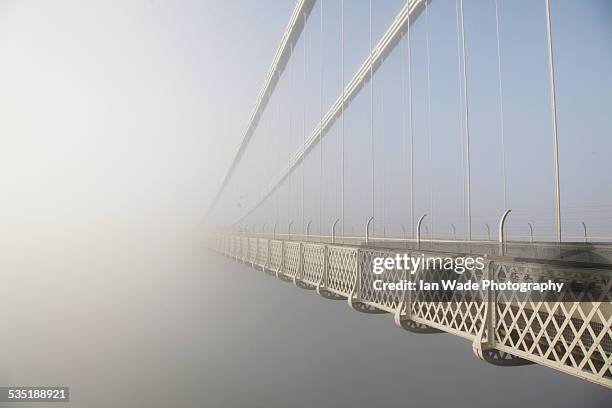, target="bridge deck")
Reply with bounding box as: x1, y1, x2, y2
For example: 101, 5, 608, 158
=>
209, 233, 612, 389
